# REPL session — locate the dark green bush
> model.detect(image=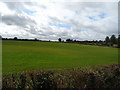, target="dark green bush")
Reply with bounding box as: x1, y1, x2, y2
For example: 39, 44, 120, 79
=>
2, 64, 120, 89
